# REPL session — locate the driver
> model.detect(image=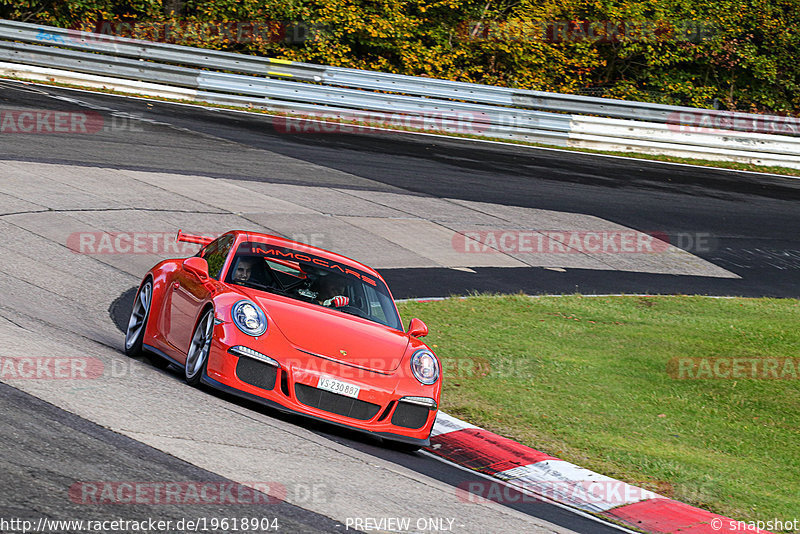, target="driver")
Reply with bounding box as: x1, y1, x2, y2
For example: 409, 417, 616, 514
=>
316, 274, 350, 308
232, 256, 257, 283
